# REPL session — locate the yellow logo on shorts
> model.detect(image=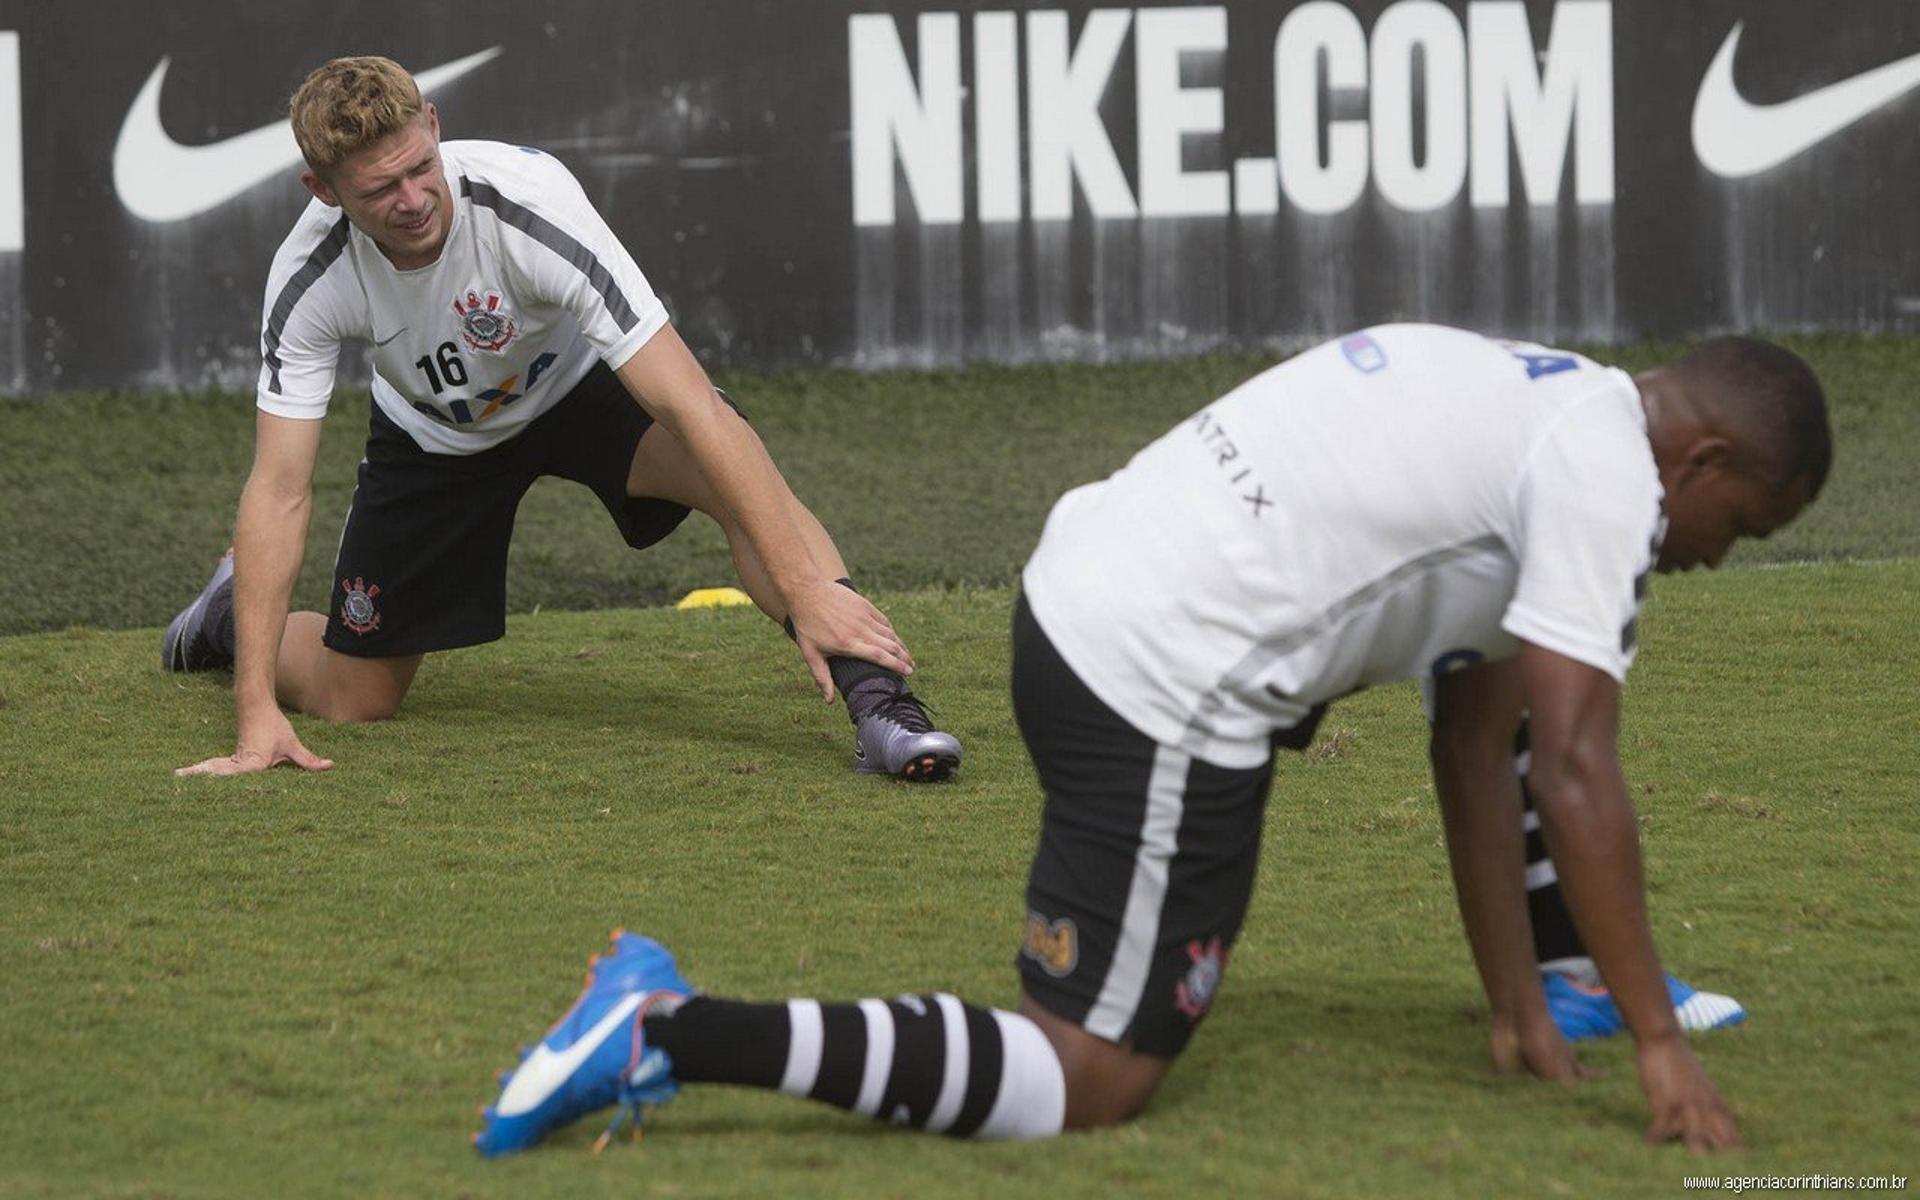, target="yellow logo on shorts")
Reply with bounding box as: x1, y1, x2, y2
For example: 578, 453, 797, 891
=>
1022, 912, 1078, 977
